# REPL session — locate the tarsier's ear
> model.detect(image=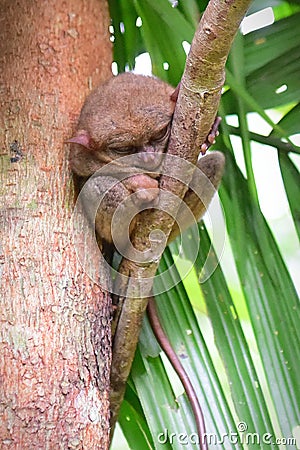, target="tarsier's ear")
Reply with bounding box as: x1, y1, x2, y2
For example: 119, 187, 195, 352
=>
170, 82, 181, 103
66, 130, 91, 149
